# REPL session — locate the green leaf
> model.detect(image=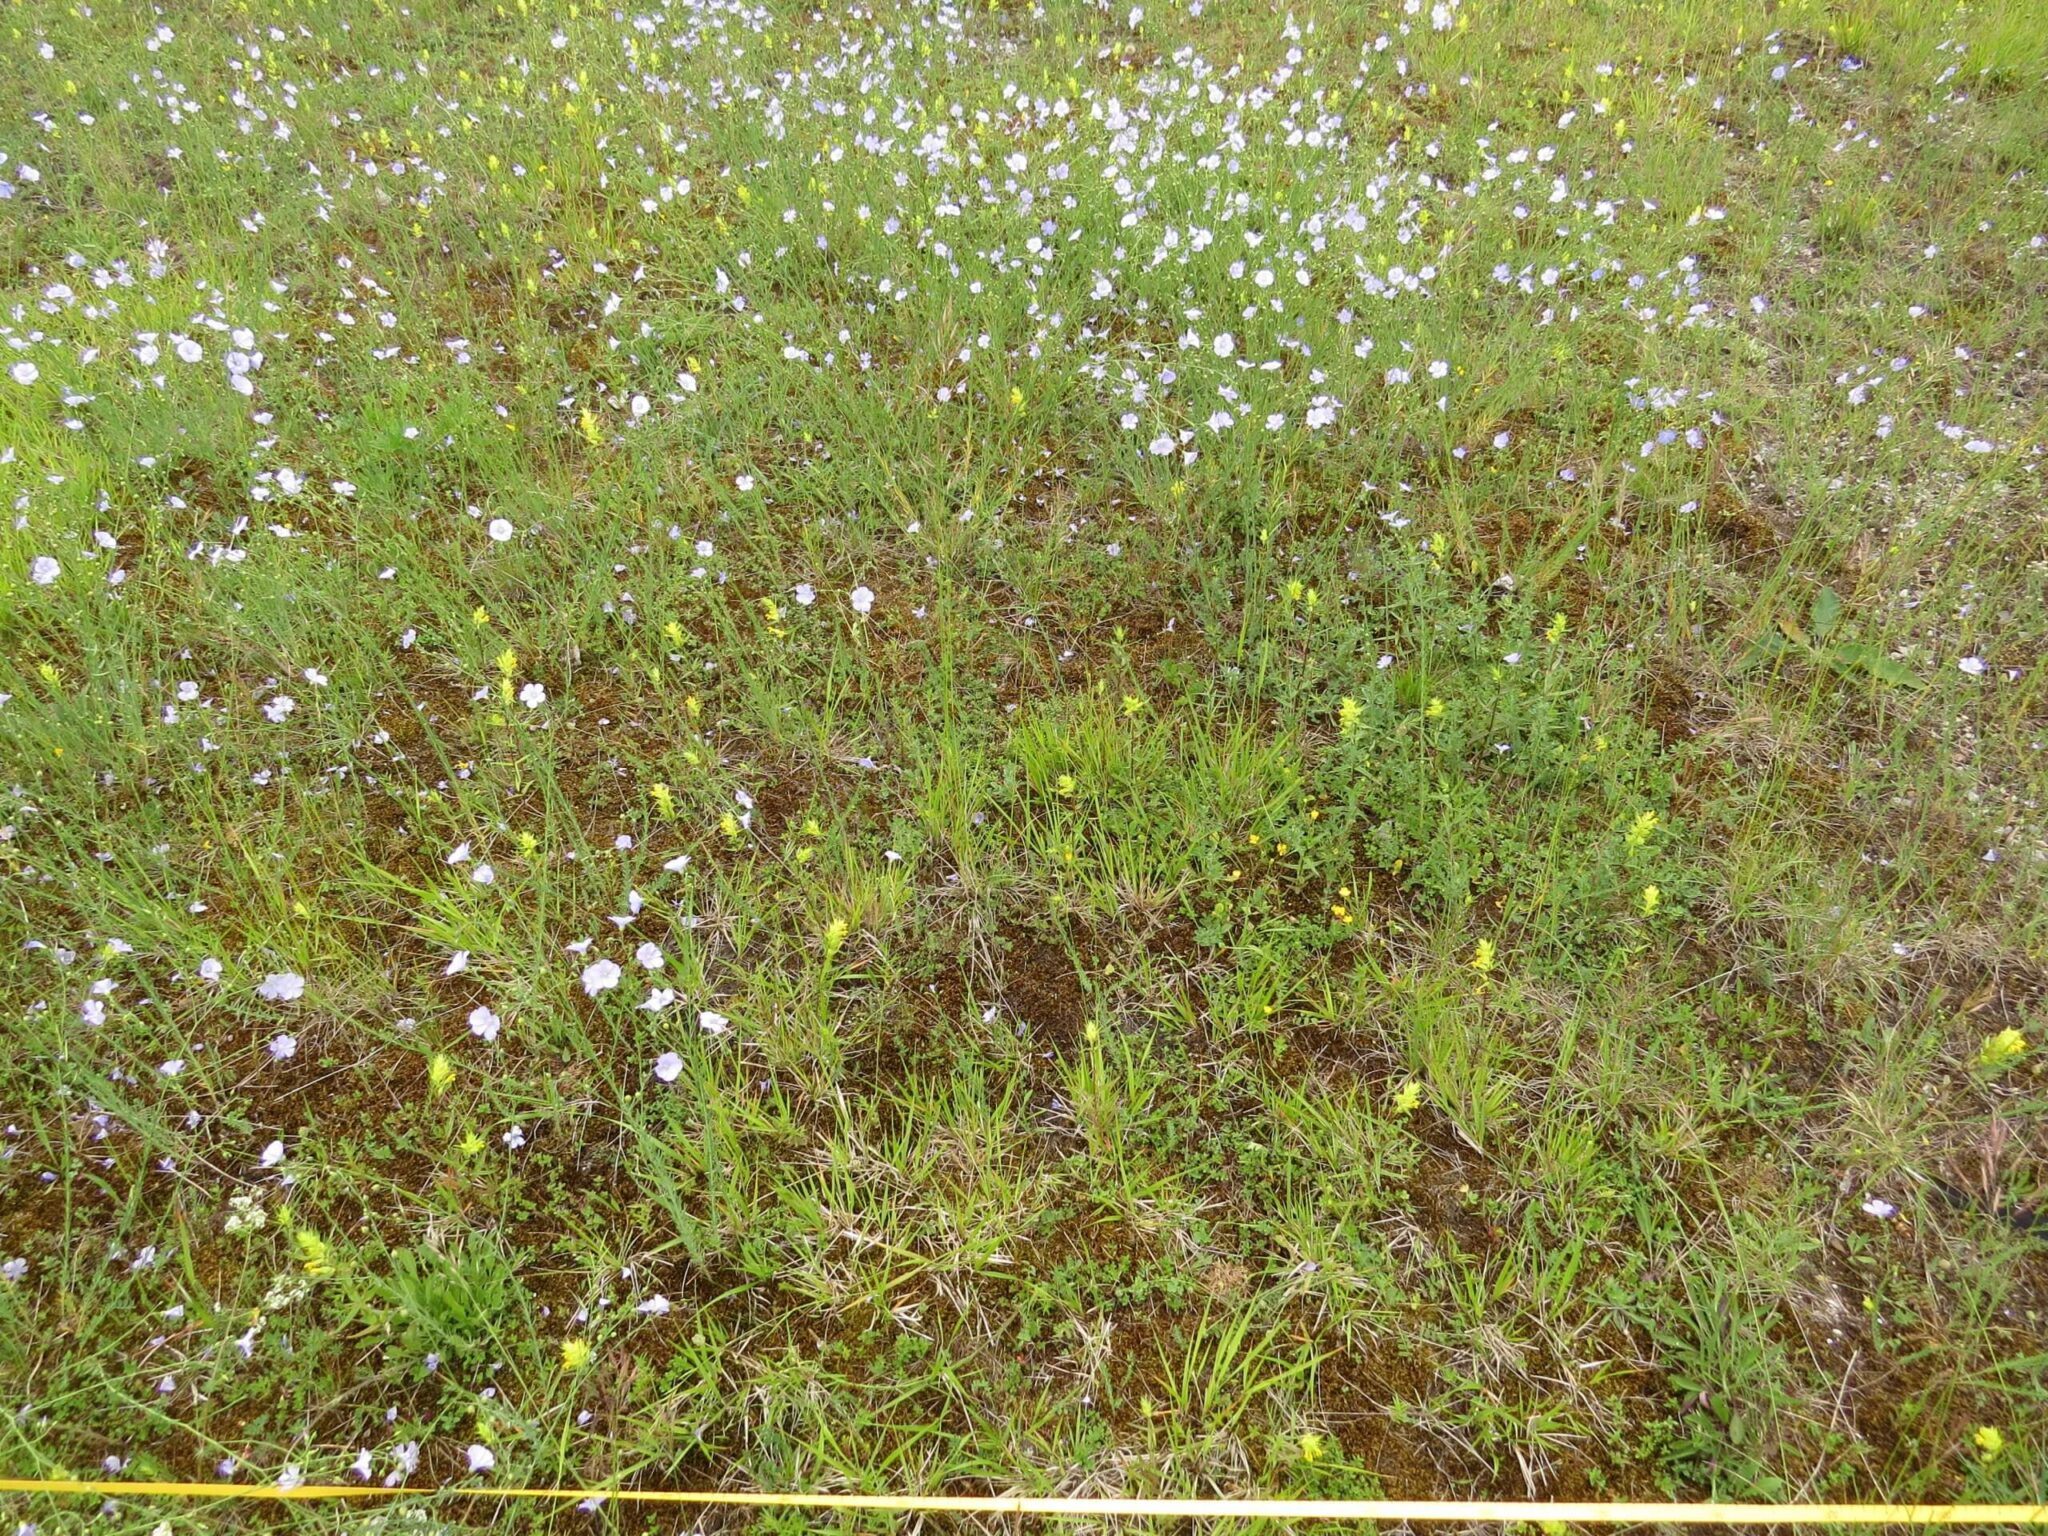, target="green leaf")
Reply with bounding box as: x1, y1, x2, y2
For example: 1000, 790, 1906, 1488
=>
1863, 655, 1921, 687
1811, 585, 1842, 639
1829, 643, 1921, 687
1740, 632, 1790, 669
